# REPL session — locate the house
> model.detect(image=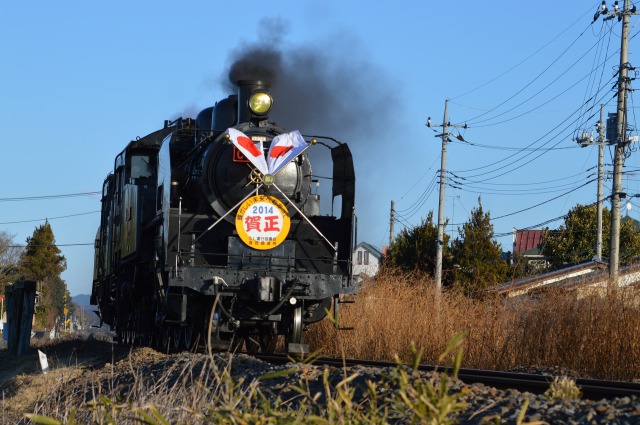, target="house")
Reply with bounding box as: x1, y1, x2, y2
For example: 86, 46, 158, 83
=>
352, 242, 383, 278
513, 229, 547, 270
